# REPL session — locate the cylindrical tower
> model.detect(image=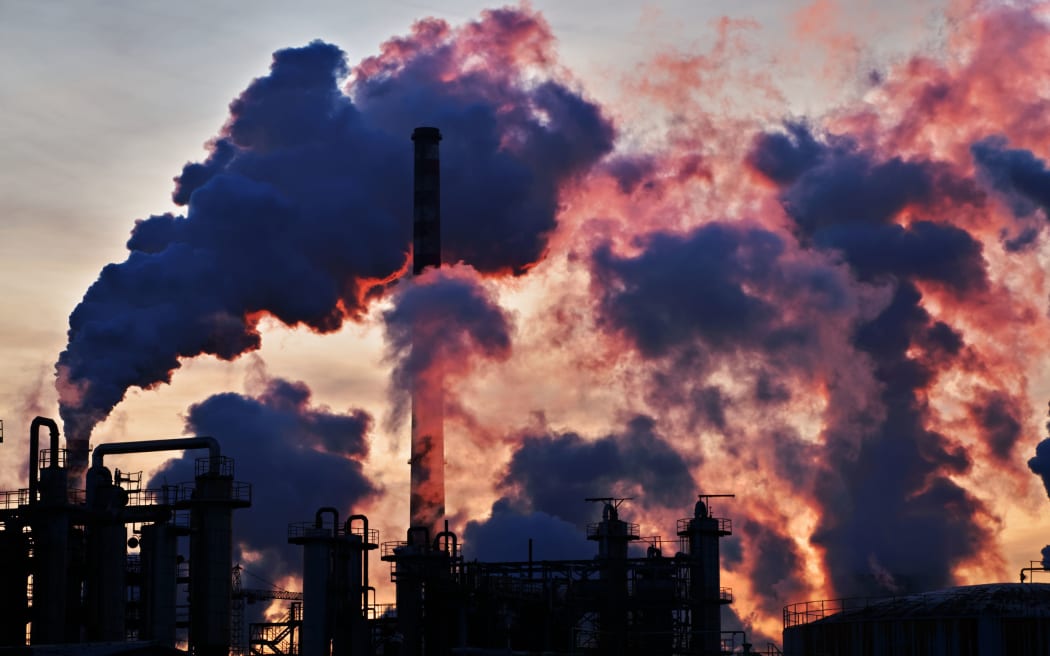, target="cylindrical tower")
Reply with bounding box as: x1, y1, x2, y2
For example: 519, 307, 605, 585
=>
409, 126, 445, 537
140, 520, 179, 646
179, 456, 250, 656
586, 500, 639, 656
84, 465, 129, 642
290, 510, 337, 656
678, 497, 733, 656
